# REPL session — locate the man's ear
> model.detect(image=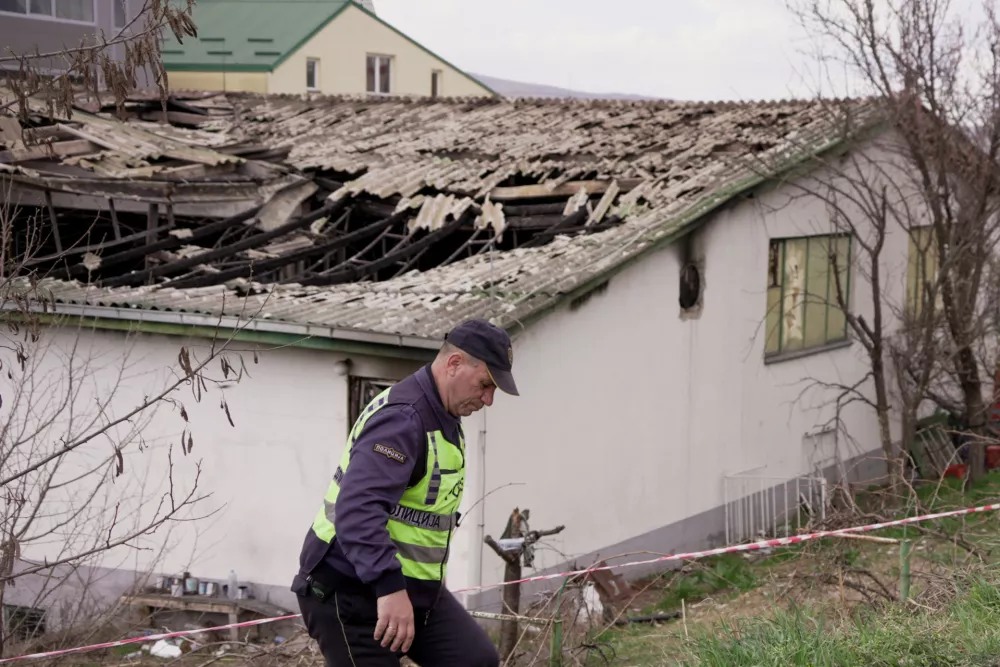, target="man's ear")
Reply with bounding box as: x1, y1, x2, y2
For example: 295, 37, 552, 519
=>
446, 353, 463, 375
